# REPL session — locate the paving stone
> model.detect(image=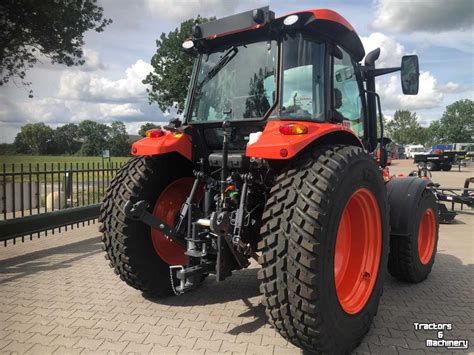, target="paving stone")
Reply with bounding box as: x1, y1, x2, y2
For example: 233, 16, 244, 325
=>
169, 335, 196, 349
143, 333, 172, 346
2, 341, 34, 353
220, 340, 248, 353
95, 328, 124, 342
194, 338, 222, 352
72, 337, 103, 351
187, 328, 213, 340
150, 343, 180, 354
123, 342, 154, 353
50, 335, 79, 347
73, 326, 101, 338
24, 343, 59, 354
98, 340, 129, 352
